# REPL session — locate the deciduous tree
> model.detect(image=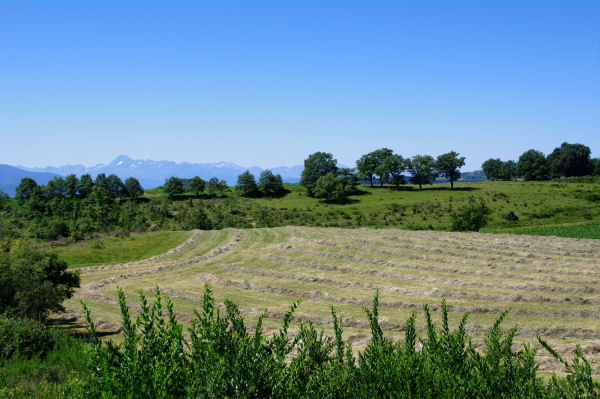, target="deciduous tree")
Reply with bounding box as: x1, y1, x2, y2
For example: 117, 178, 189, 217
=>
436, 151, 465, 190
407, 155, 437, 190
547, 142, 592, 178
124, 177, 144, 200
258, 169, 284, 196
516, 150, 549, 181
164, 177, 184, 199
189, 176, 206, 196
236, 170, 258, 196
300, 152, 338, 196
